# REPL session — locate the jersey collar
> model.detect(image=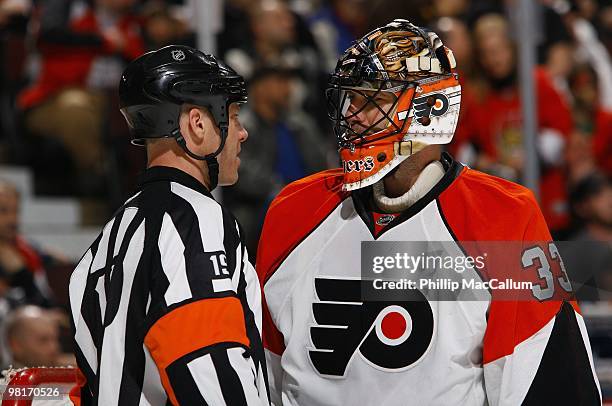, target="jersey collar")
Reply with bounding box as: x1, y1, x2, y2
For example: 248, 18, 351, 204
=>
137, 166, 214, 198
351, 152, 463, 239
